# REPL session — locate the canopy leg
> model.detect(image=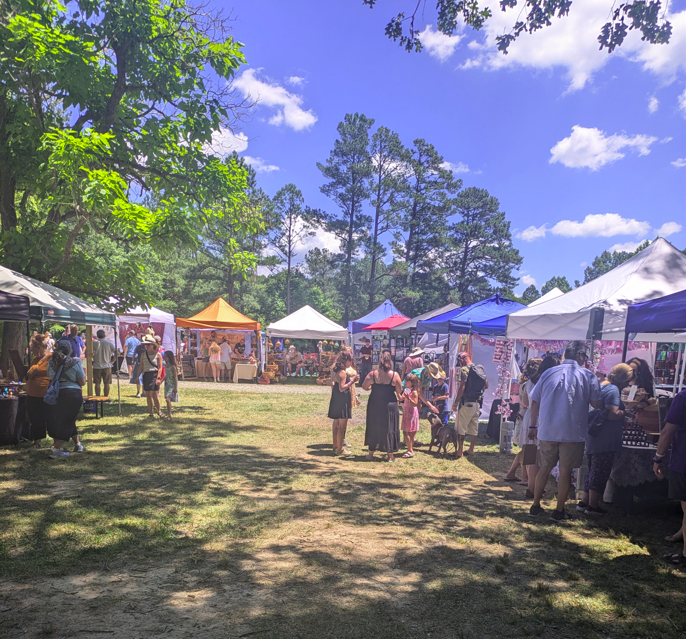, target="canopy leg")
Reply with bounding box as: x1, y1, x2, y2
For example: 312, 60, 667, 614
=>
621, 333, 629, 363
